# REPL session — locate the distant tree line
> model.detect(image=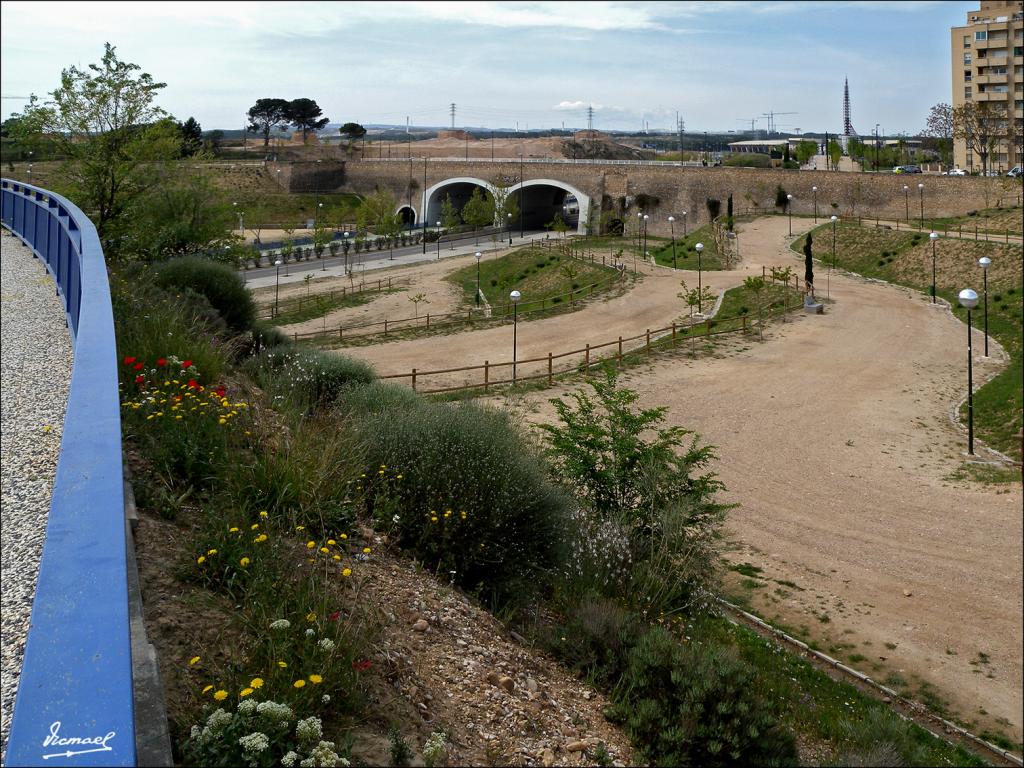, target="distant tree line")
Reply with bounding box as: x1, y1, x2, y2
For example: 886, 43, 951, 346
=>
246, 98, 330, 147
